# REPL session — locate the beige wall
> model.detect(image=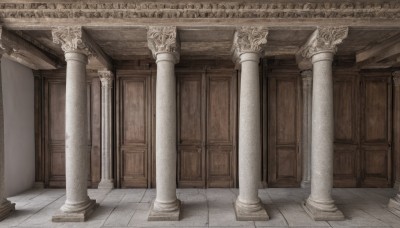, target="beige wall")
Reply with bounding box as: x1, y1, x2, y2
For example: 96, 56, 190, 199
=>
1, 57, 35, 196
